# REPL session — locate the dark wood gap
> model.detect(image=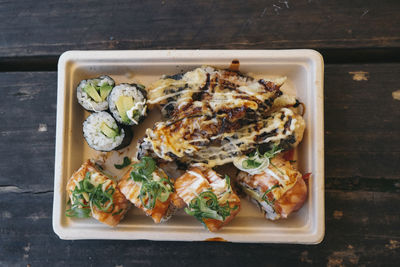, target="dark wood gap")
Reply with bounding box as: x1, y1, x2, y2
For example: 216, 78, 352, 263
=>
0, 56, 56, 72
0, 48, 400, 72
320, 47, 400, 64
326, 177, 400, 193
